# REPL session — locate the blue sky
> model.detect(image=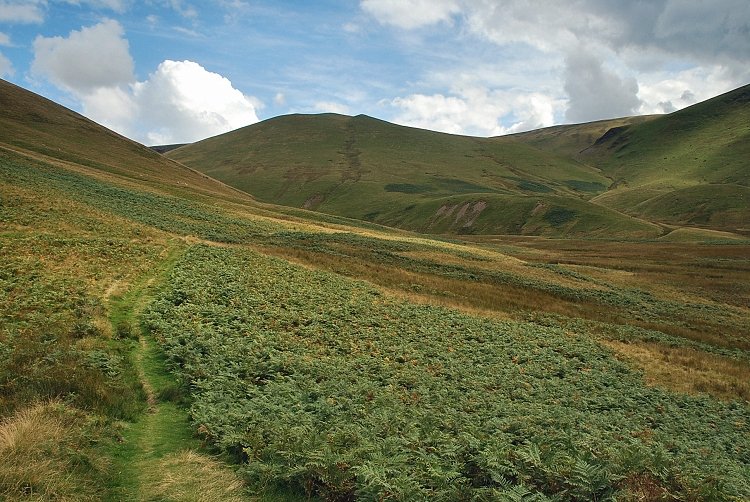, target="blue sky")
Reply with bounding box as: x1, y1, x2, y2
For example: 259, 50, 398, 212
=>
0, 0, 748, 144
